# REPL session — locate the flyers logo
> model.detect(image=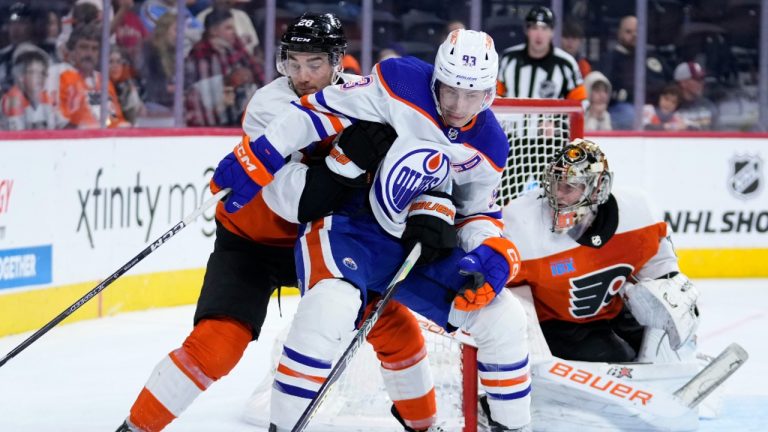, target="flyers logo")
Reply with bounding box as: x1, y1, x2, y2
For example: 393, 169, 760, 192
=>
568, 264, 634, 318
